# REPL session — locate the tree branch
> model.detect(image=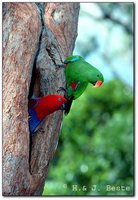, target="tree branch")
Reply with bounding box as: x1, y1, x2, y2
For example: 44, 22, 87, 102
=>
3, 2, 80, 195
